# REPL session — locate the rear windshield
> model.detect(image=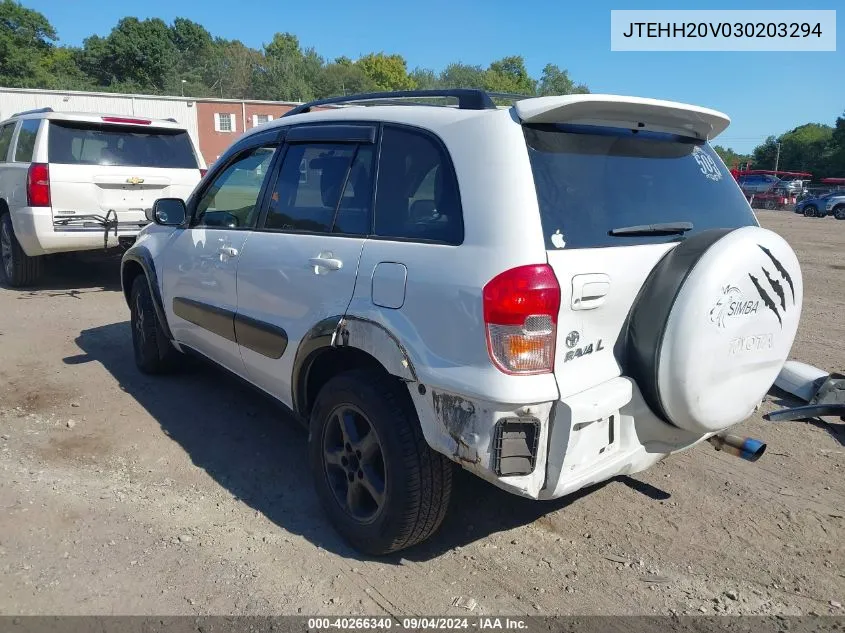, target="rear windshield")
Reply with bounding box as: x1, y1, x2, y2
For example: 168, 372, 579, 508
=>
524, 124, 757, 249
48, 120, 198, 169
